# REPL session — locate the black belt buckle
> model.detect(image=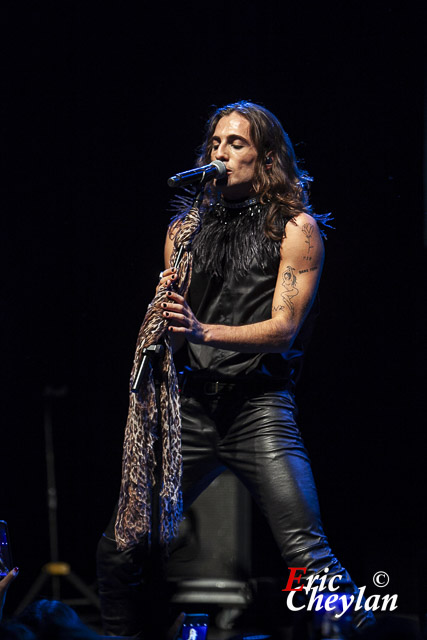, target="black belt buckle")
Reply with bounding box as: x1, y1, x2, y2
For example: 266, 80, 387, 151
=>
204, 381, 220, 396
